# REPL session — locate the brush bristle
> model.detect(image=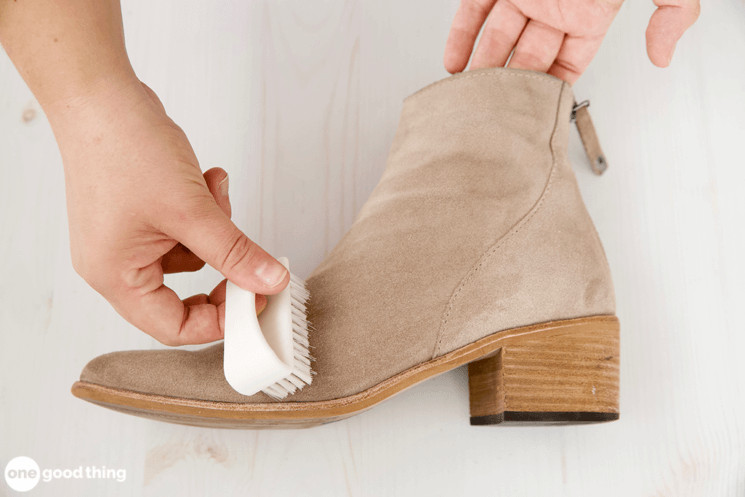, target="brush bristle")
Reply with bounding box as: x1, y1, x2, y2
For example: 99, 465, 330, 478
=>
262, 273, 314, 399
